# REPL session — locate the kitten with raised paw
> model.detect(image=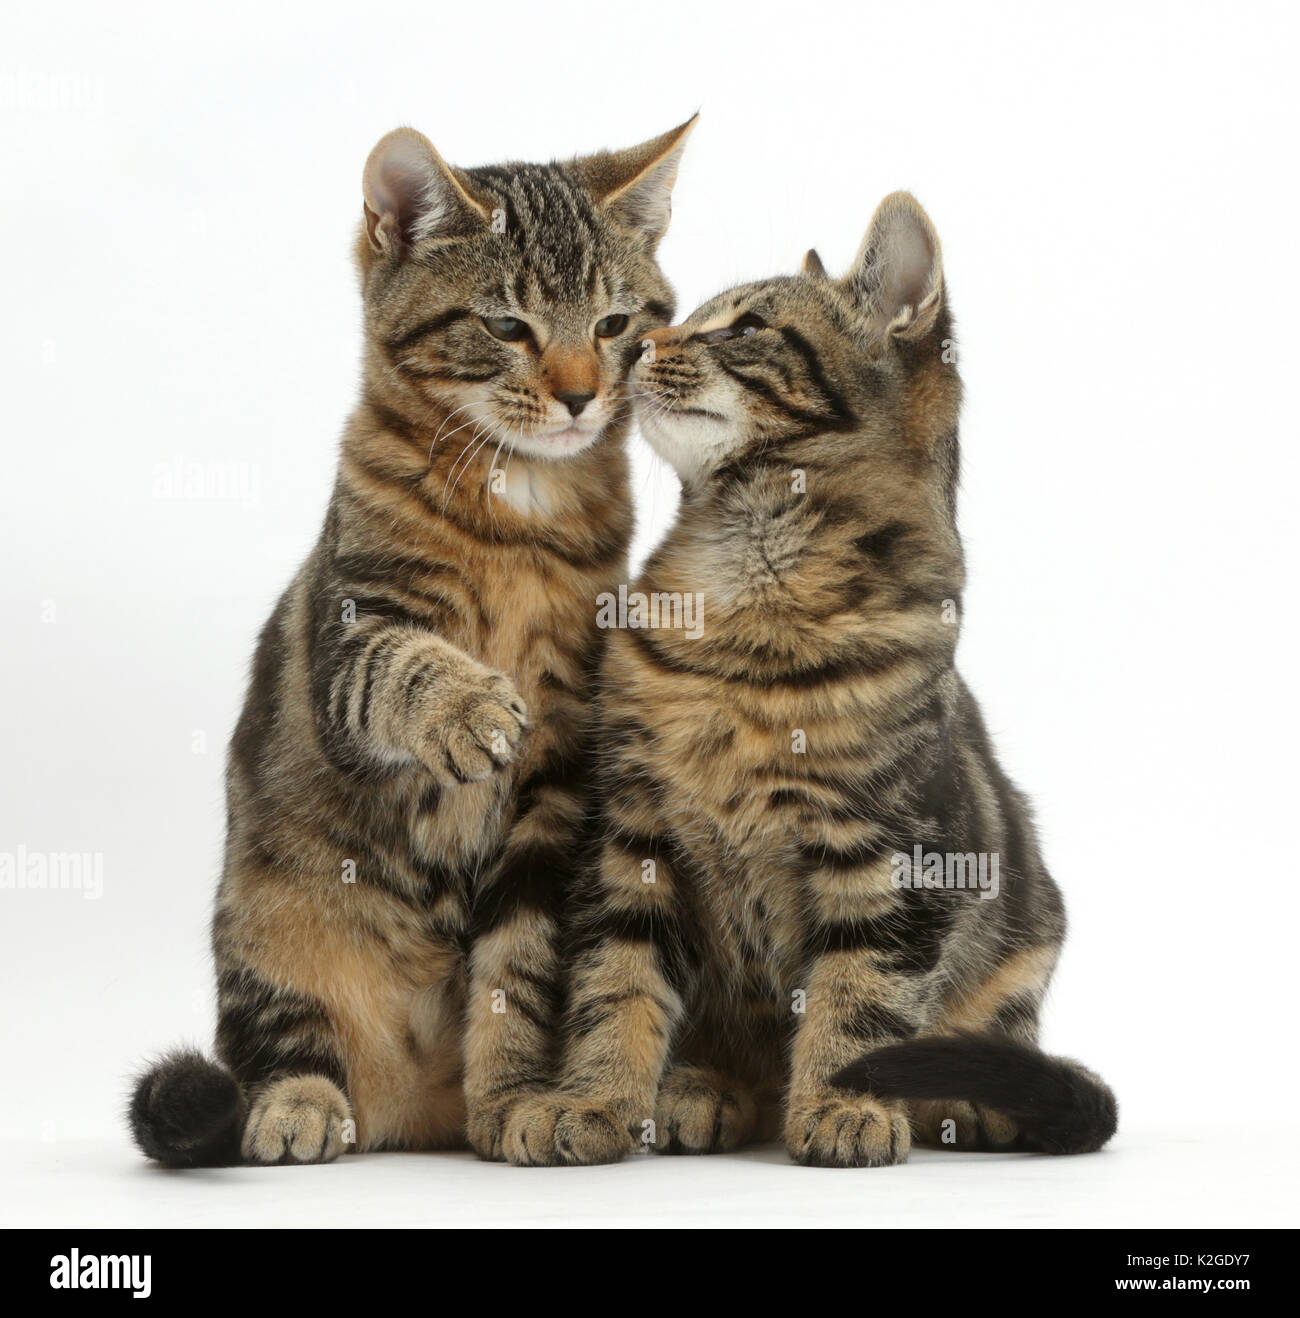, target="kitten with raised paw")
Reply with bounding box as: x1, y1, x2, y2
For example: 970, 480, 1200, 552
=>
128, 118, 695, 1166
